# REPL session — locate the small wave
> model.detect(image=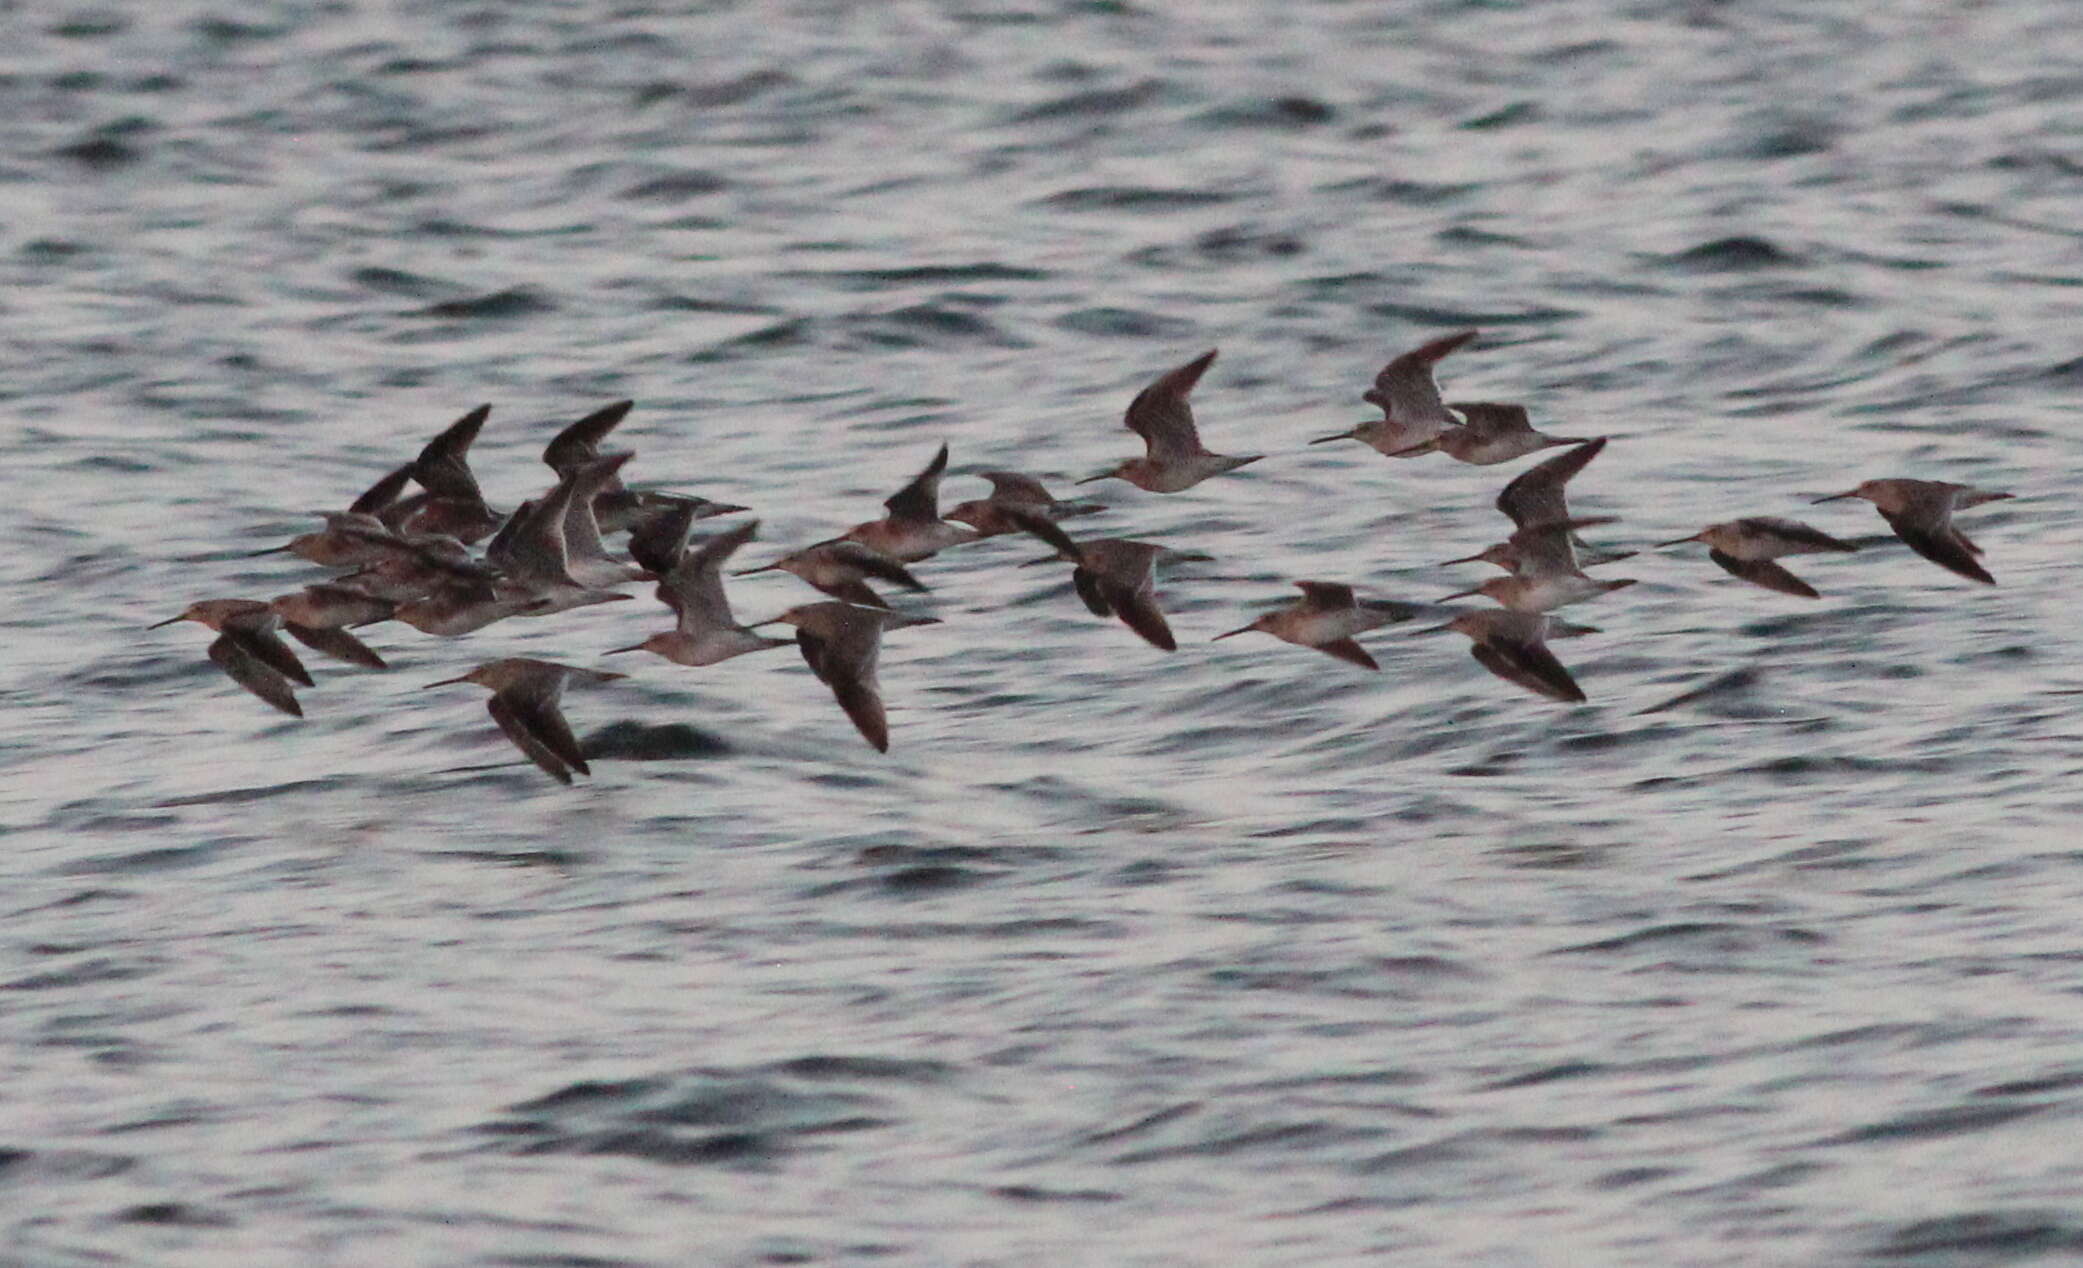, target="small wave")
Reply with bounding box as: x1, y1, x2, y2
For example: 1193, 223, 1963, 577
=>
1867, 1210, 2083, 1260
6, 956, 158, 991
19, 239, 91, 261
767, 1055, 954, 1083
1635, 667, 1767, 715
153, 776, 351, 807
411, 288, 557, 321
1460, 101, 1539, 130
1109, 1118, 1376, 1166
1128, 225, 1307, 271
645, 294, 775, 315
633, 70, 793, 110
990, 1184, 1122, 1204
805, 862, 996, 896
1041, 186, 1241, 211
1324, 177, 1479, 205
1054, 307, 1195, 339
688, 317, 813, 359
1195, 96, 1337, 130
1367, 300, 1578, 326
349, 266, 458, 299
50, 14, 128, 37
1481, 1061, 1607, 1090
1976, 1070, 2083, 1098
1007, 80, 1165, 124
1073, 1101, 1200, 1147
51, 120, 150, 169
842, 304, 1025, 350
0, 1147, 132, 1182
1661, 236, 1802, 272
617, 169, 729, 201
796, 263, 1049, 291
113, 1203, 232, 1228
482, 1060, 939, 1168
1557, 922, 1825, 956
57, 843, 222, 875
1726, 112, 1840, 160
1817, 1100, 2046, 1146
